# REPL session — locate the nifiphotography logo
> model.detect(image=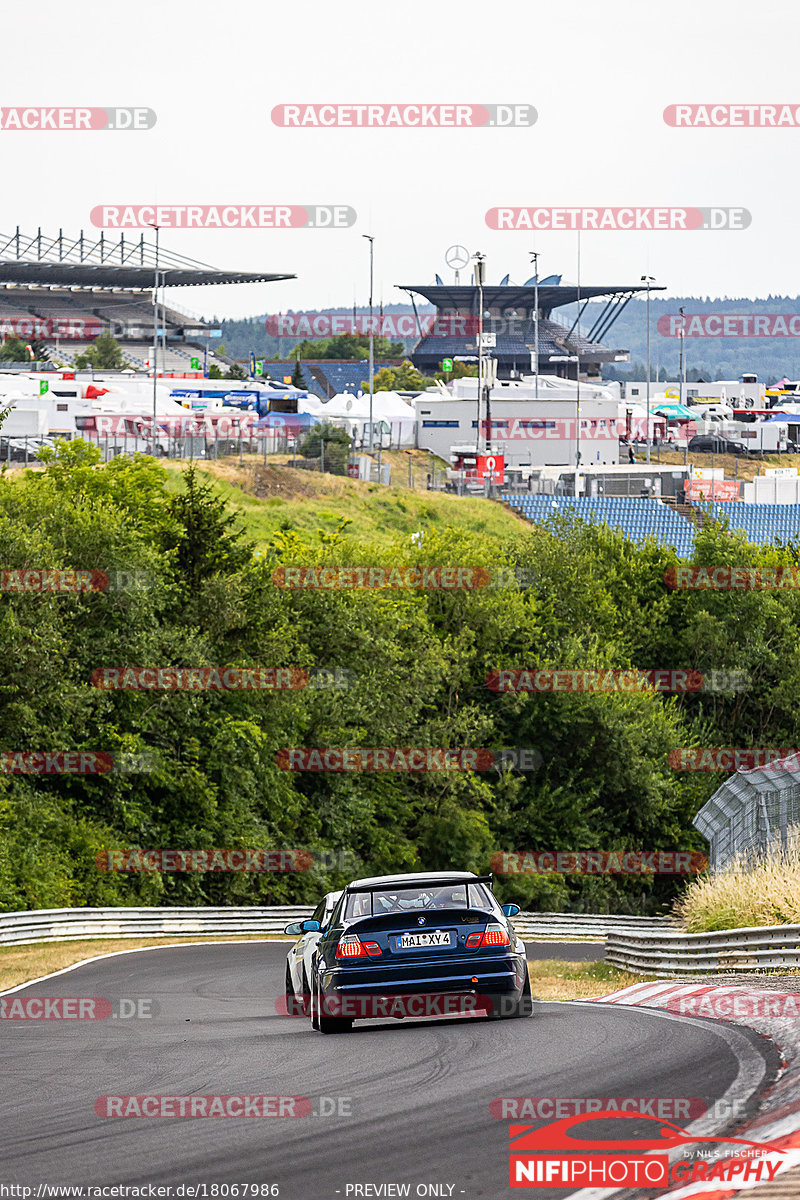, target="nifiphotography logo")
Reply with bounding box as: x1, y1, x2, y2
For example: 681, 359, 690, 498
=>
507, 1110, 785, 1188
